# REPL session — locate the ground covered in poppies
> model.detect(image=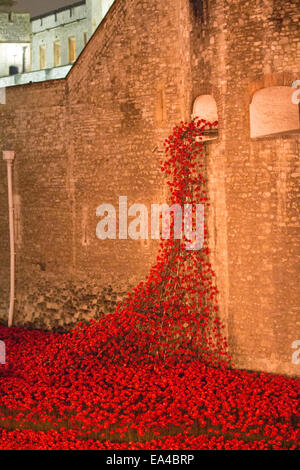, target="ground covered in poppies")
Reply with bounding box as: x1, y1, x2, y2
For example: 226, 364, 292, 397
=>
0, 323, 299, 450
0, 120, 299, 450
